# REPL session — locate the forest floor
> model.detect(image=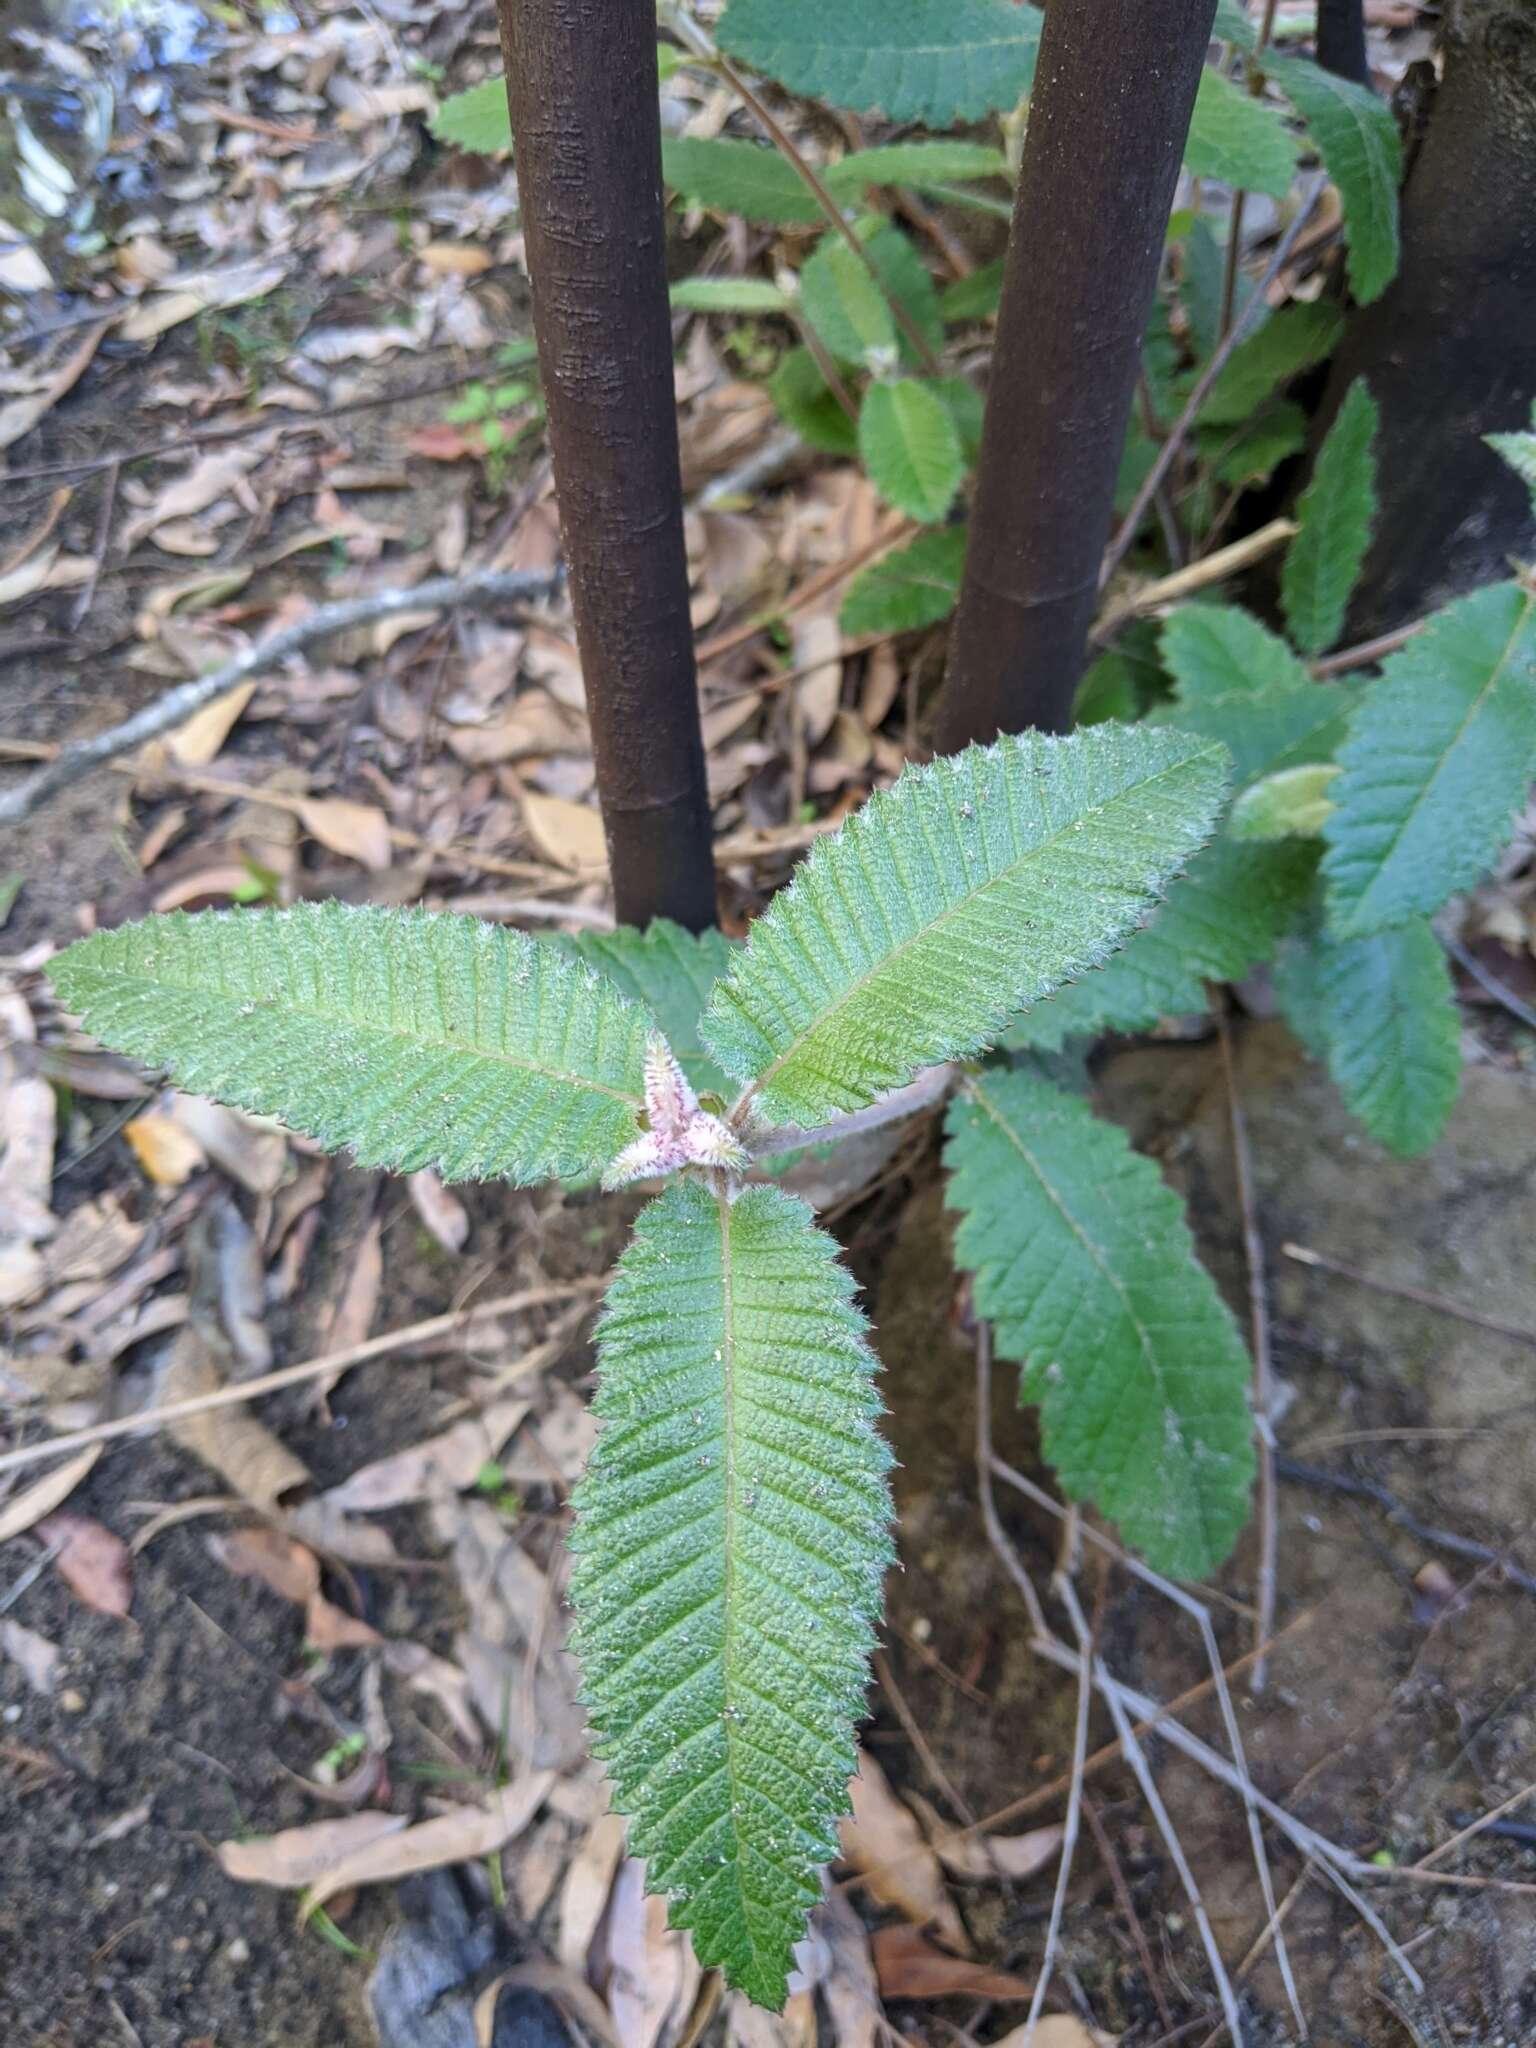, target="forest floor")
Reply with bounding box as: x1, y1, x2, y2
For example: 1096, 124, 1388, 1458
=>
2, 4, 1535, 2047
